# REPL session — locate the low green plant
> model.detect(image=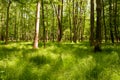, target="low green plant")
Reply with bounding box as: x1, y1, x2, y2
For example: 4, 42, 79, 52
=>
0, 41, 120, 80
